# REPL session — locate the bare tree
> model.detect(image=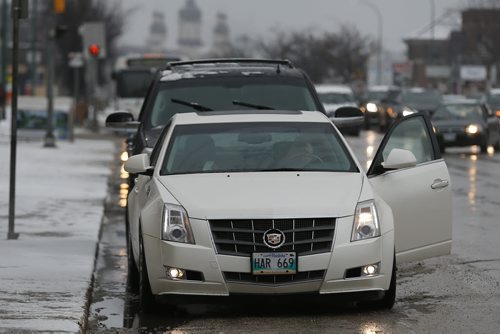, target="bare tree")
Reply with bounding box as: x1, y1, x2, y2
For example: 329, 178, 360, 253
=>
258, 26, 373, 83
